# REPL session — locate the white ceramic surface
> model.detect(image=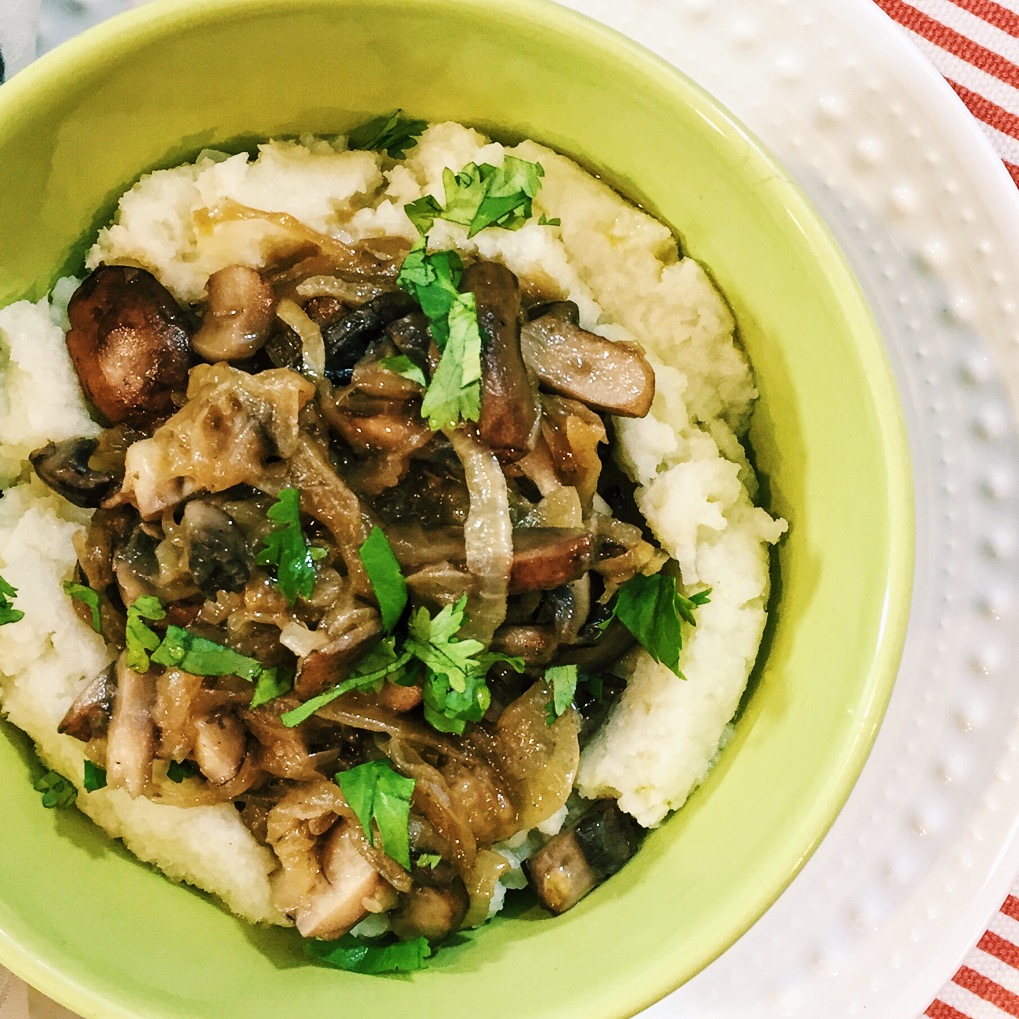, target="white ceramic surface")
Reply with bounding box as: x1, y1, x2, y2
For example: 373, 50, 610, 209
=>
27, 0, 1019, 1017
